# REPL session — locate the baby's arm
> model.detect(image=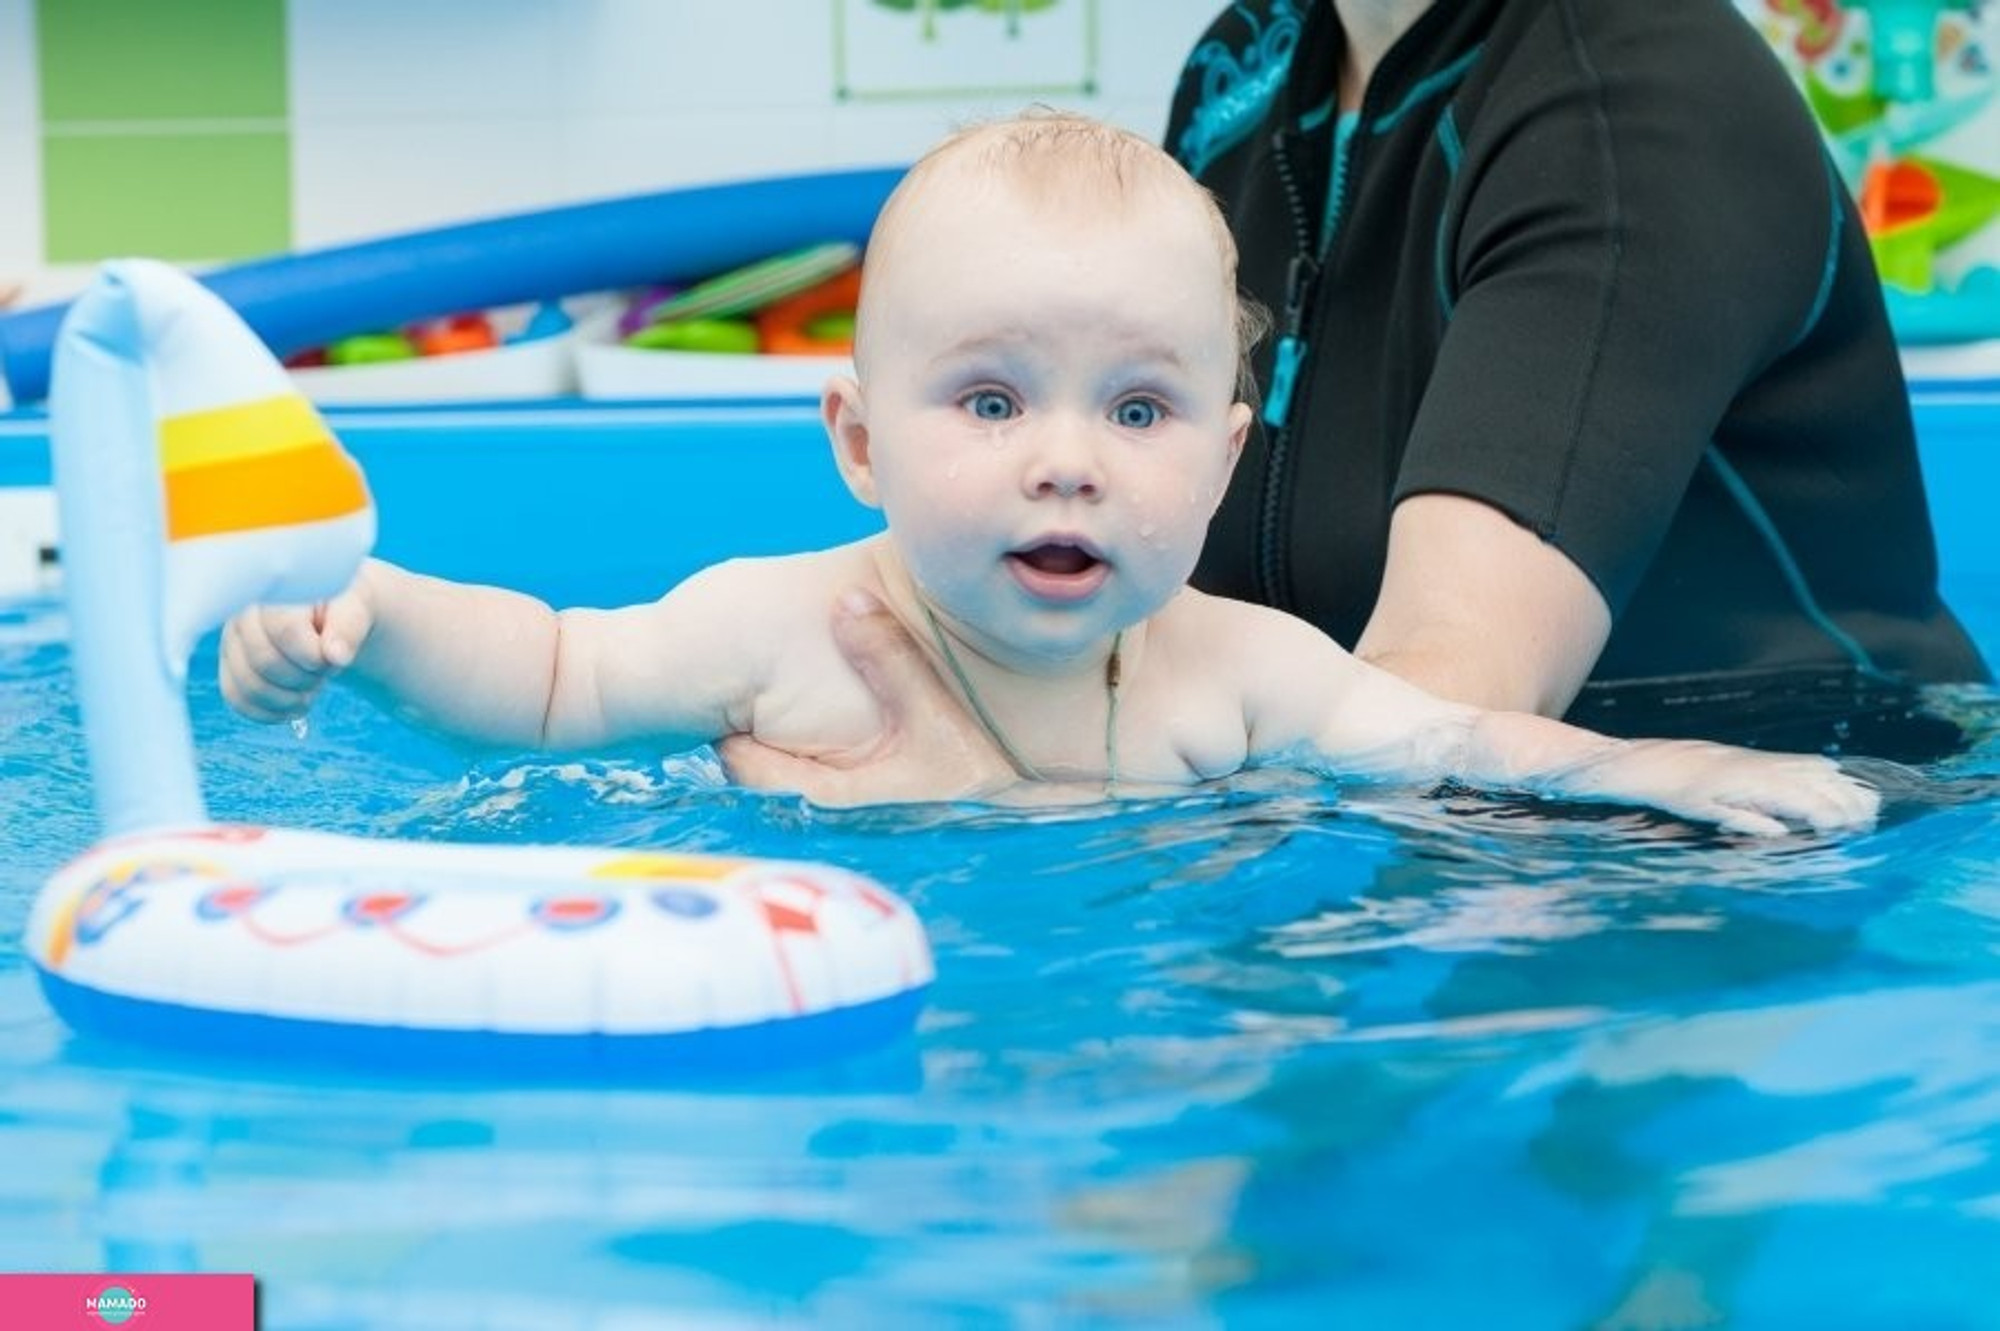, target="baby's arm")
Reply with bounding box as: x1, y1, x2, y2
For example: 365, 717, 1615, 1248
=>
220, 557, 766, 753
1438, 710, 1879, 836
1231, 601, 1878, 835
